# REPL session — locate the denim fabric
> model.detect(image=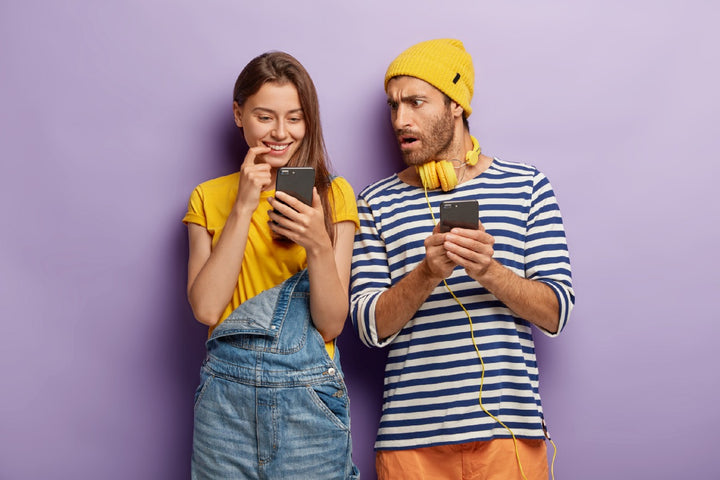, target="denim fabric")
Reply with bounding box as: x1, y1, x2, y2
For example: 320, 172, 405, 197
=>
191, 270, 359, 480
